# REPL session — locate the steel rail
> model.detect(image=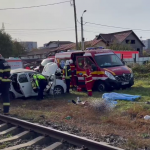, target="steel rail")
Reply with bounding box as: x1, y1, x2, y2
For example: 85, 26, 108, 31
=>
0, 114, 123, 150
